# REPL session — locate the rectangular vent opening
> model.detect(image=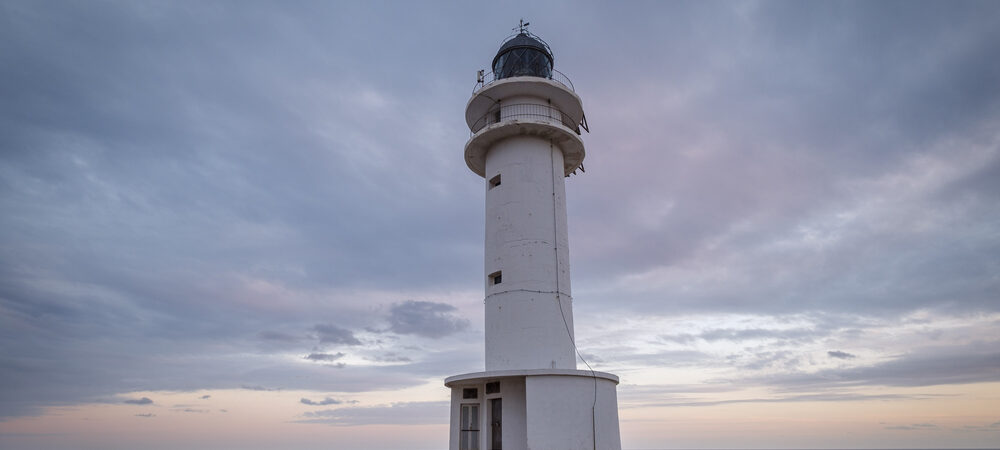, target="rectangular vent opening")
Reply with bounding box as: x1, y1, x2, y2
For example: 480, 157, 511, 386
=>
488, 271, 502, 285
489, 174, 501, 189
485, 381, 500, 394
